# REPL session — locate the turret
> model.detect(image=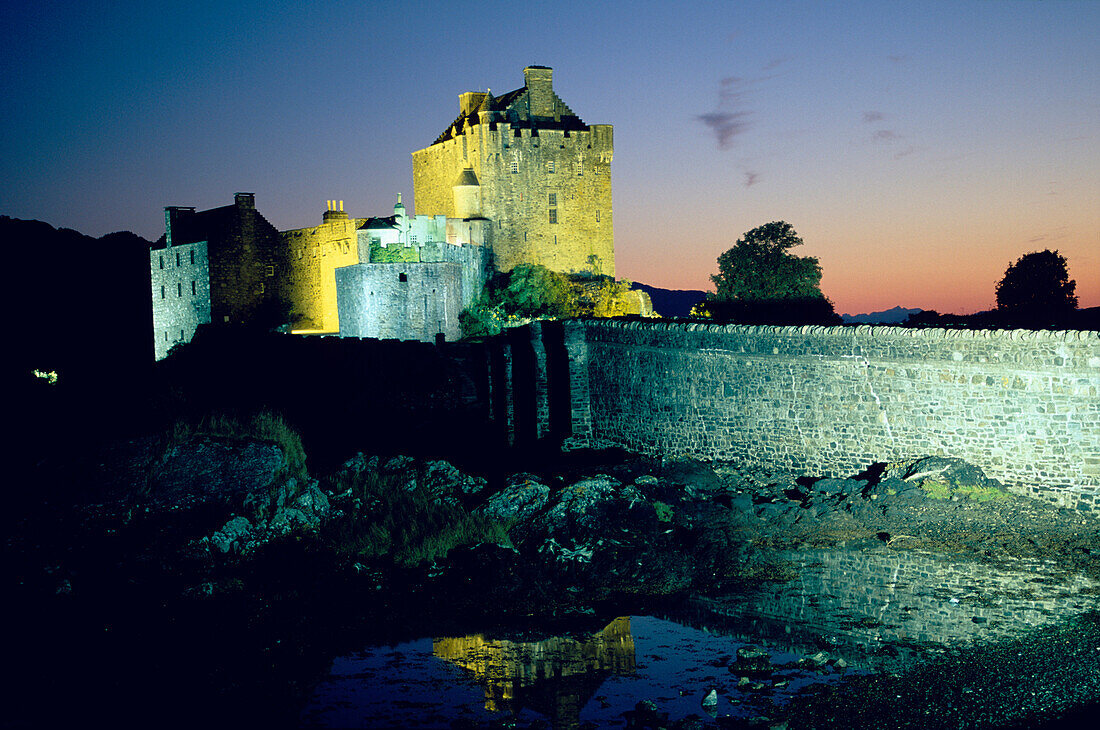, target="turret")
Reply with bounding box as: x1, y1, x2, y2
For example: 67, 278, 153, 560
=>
452, 168, 481, 219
